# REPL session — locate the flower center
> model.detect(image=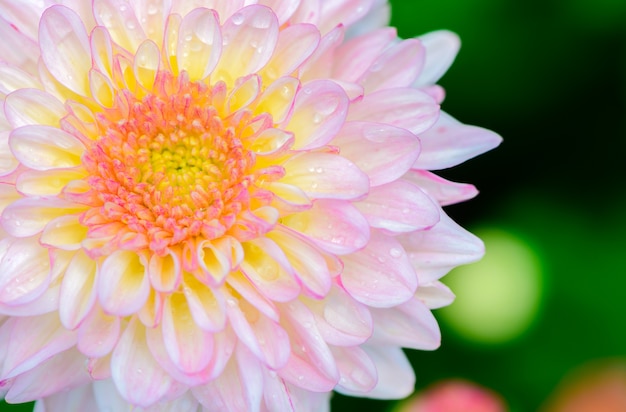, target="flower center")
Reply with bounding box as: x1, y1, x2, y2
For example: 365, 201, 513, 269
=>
81, 73, 262, 254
